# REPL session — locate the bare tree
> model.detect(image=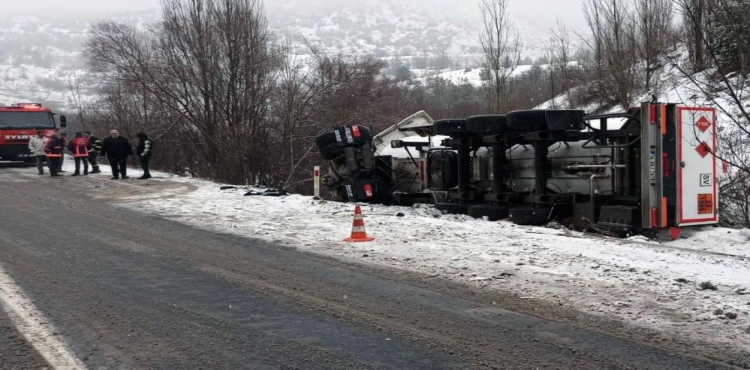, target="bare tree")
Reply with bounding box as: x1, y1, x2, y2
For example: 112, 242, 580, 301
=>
582, 0, 639, 109
551, 20, 573, 108
681, 0, 711, 71
632, 0, 674, 92
86, 0, 280, 184
479, 0, 521, 113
